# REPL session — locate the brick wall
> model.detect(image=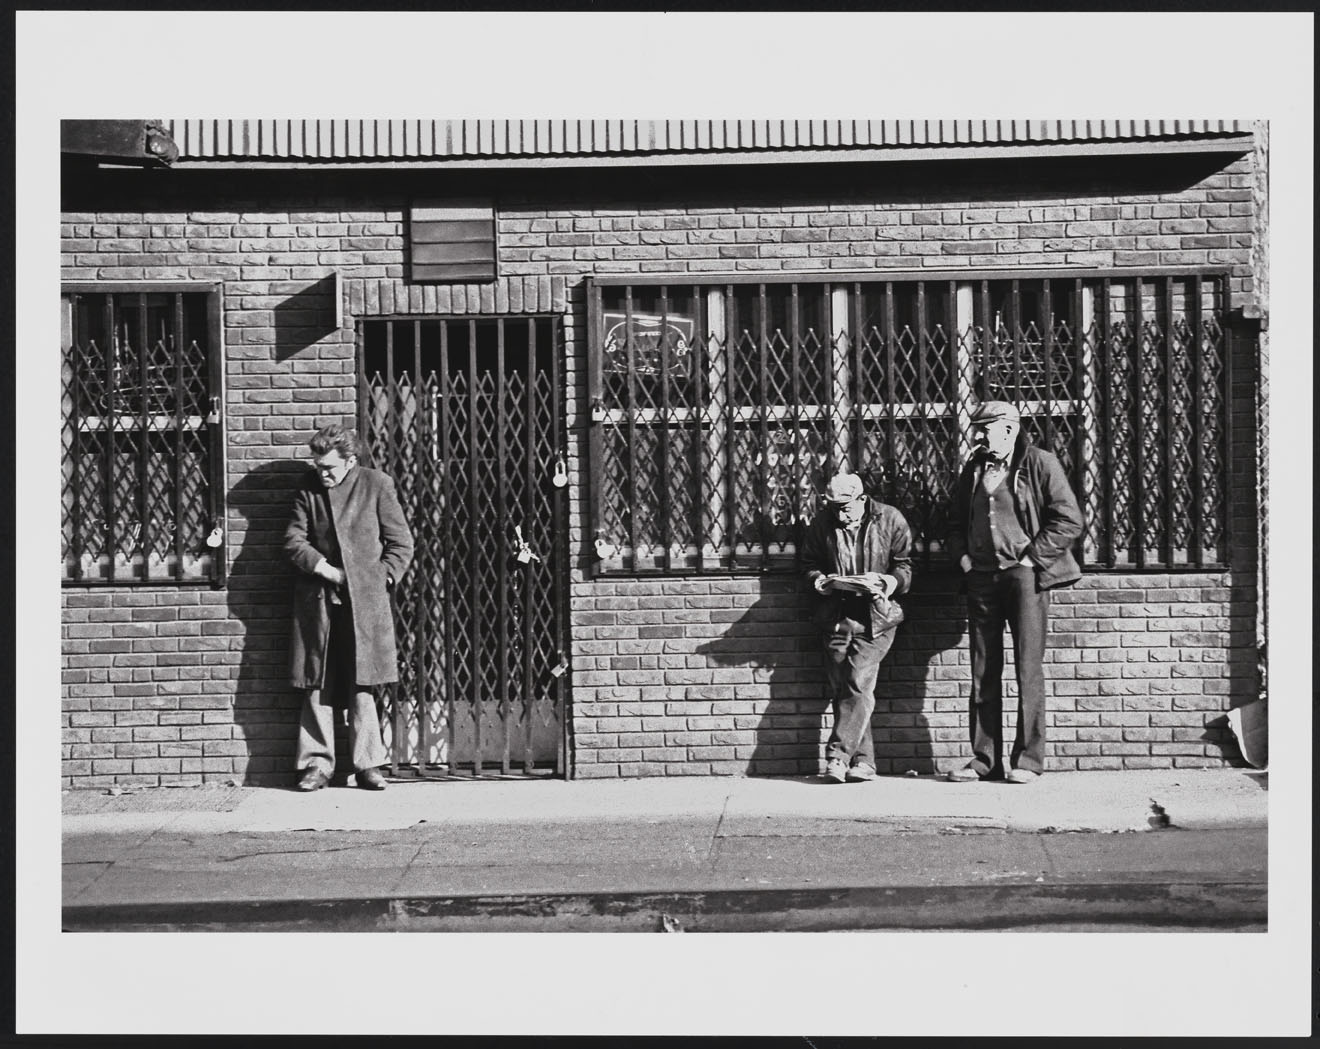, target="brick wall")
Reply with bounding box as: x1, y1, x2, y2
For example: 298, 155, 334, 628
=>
60, 150, 1260, 787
